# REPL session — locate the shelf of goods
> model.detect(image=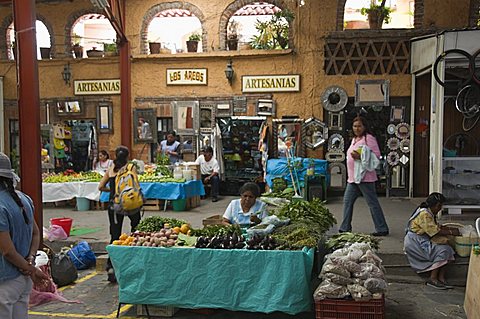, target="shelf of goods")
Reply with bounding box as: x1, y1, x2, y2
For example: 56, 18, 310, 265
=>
442, 157, 480, 214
